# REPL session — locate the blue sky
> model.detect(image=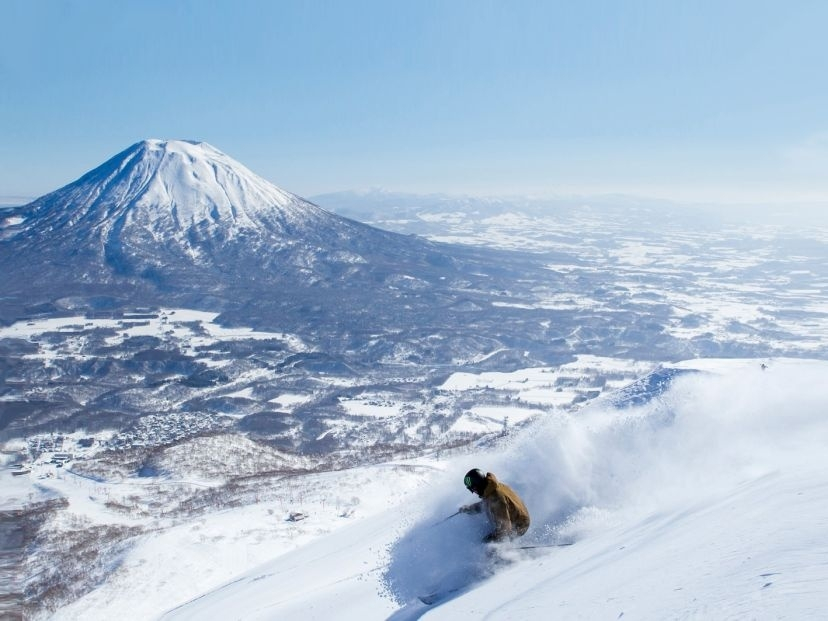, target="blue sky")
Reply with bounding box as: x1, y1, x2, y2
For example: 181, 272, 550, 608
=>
2, 0, 828, 204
